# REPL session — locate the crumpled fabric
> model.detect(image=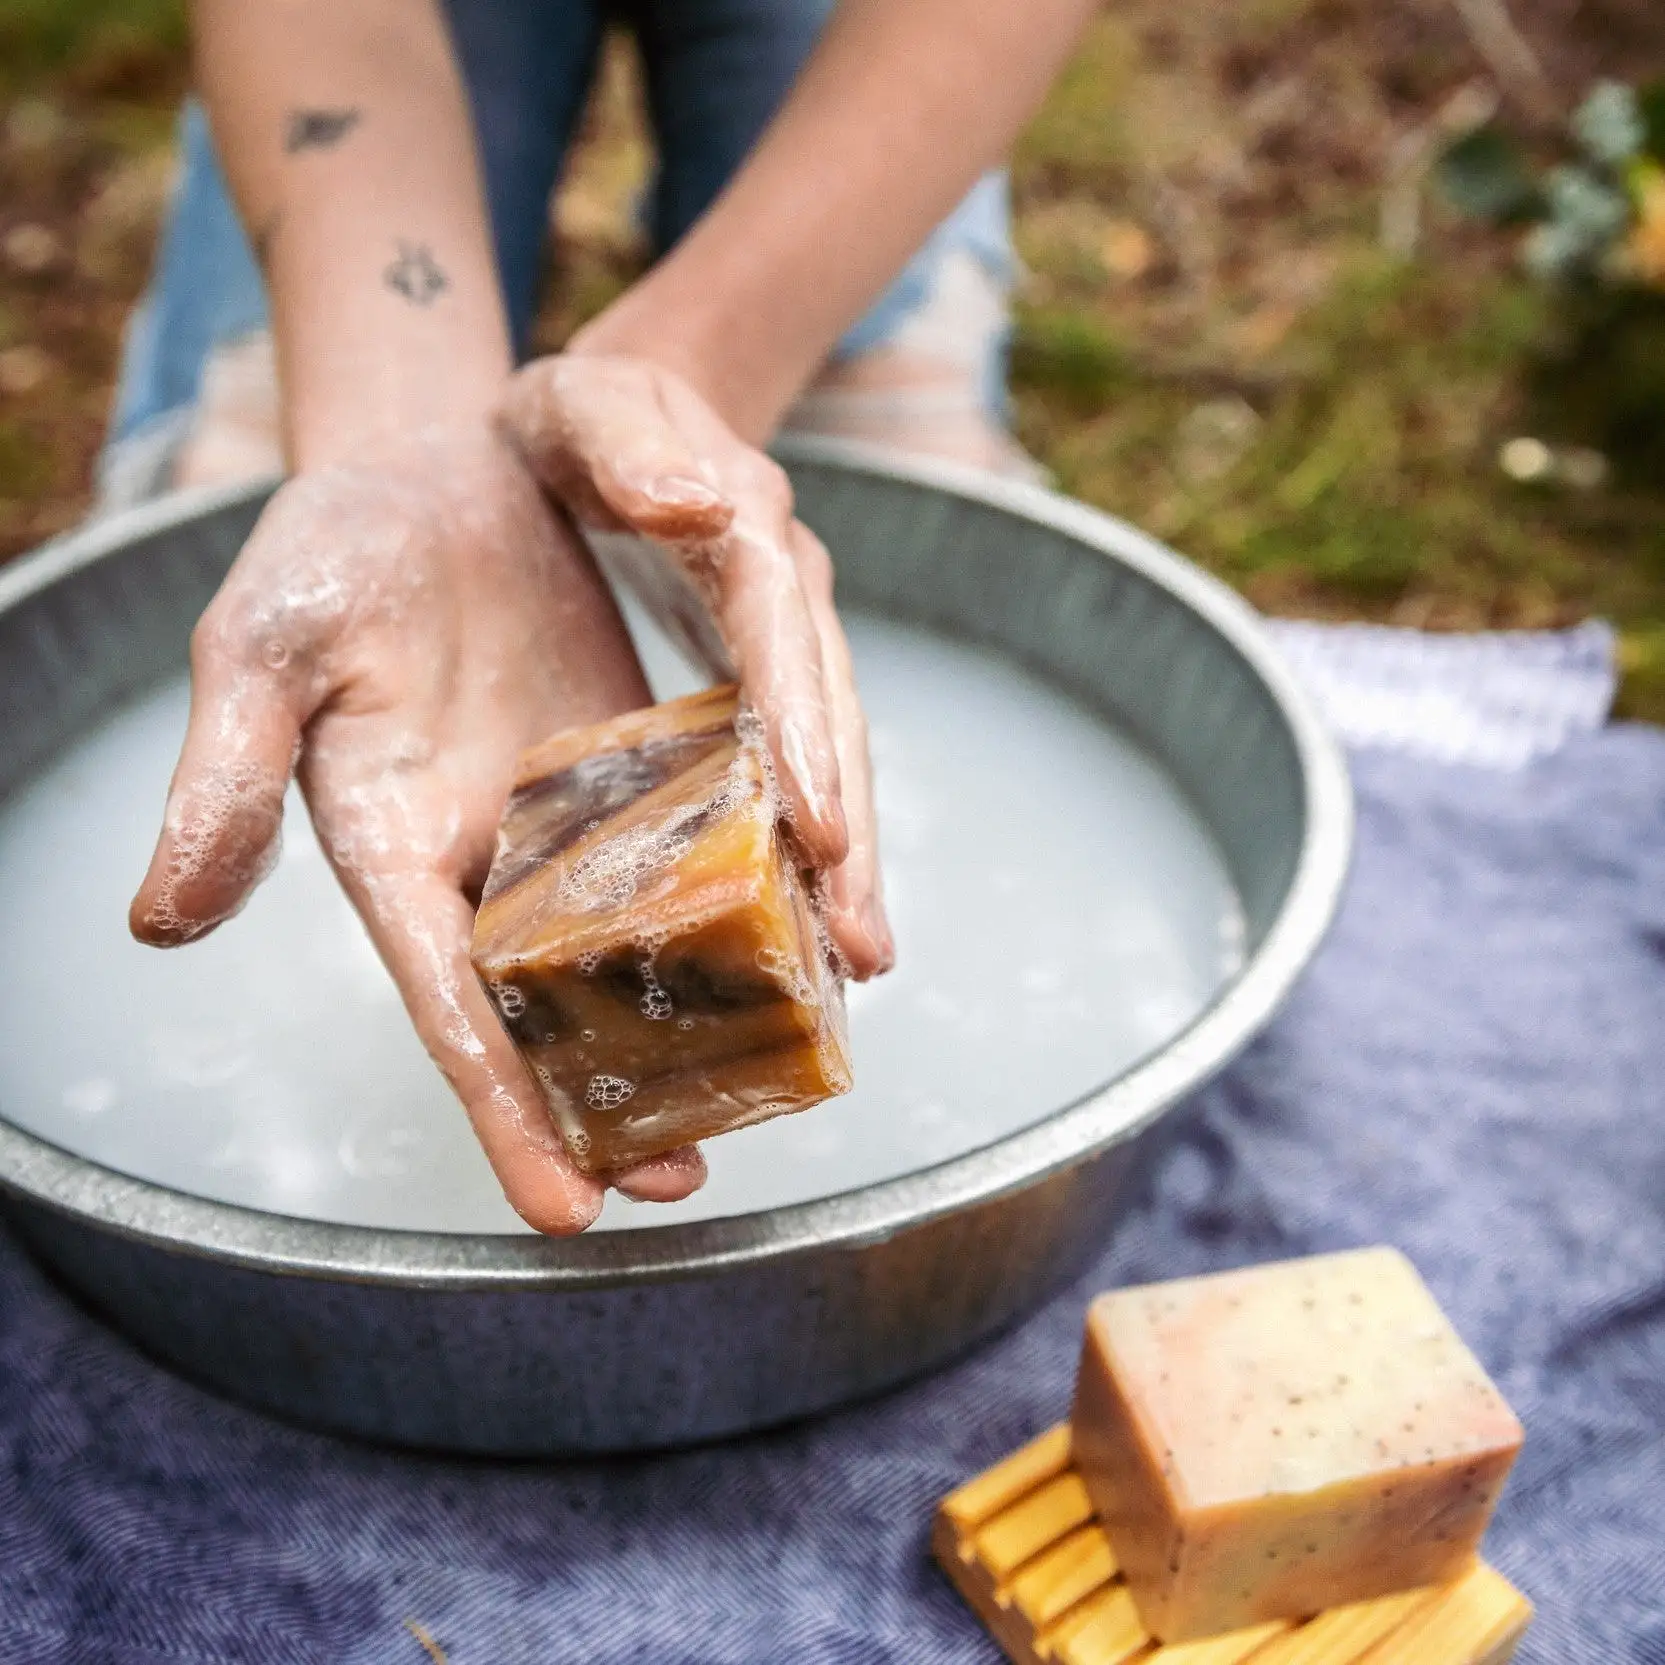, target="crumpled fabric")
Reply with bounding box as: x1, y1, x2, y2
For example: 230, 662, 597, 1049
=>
3, 636, 1662, 1665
